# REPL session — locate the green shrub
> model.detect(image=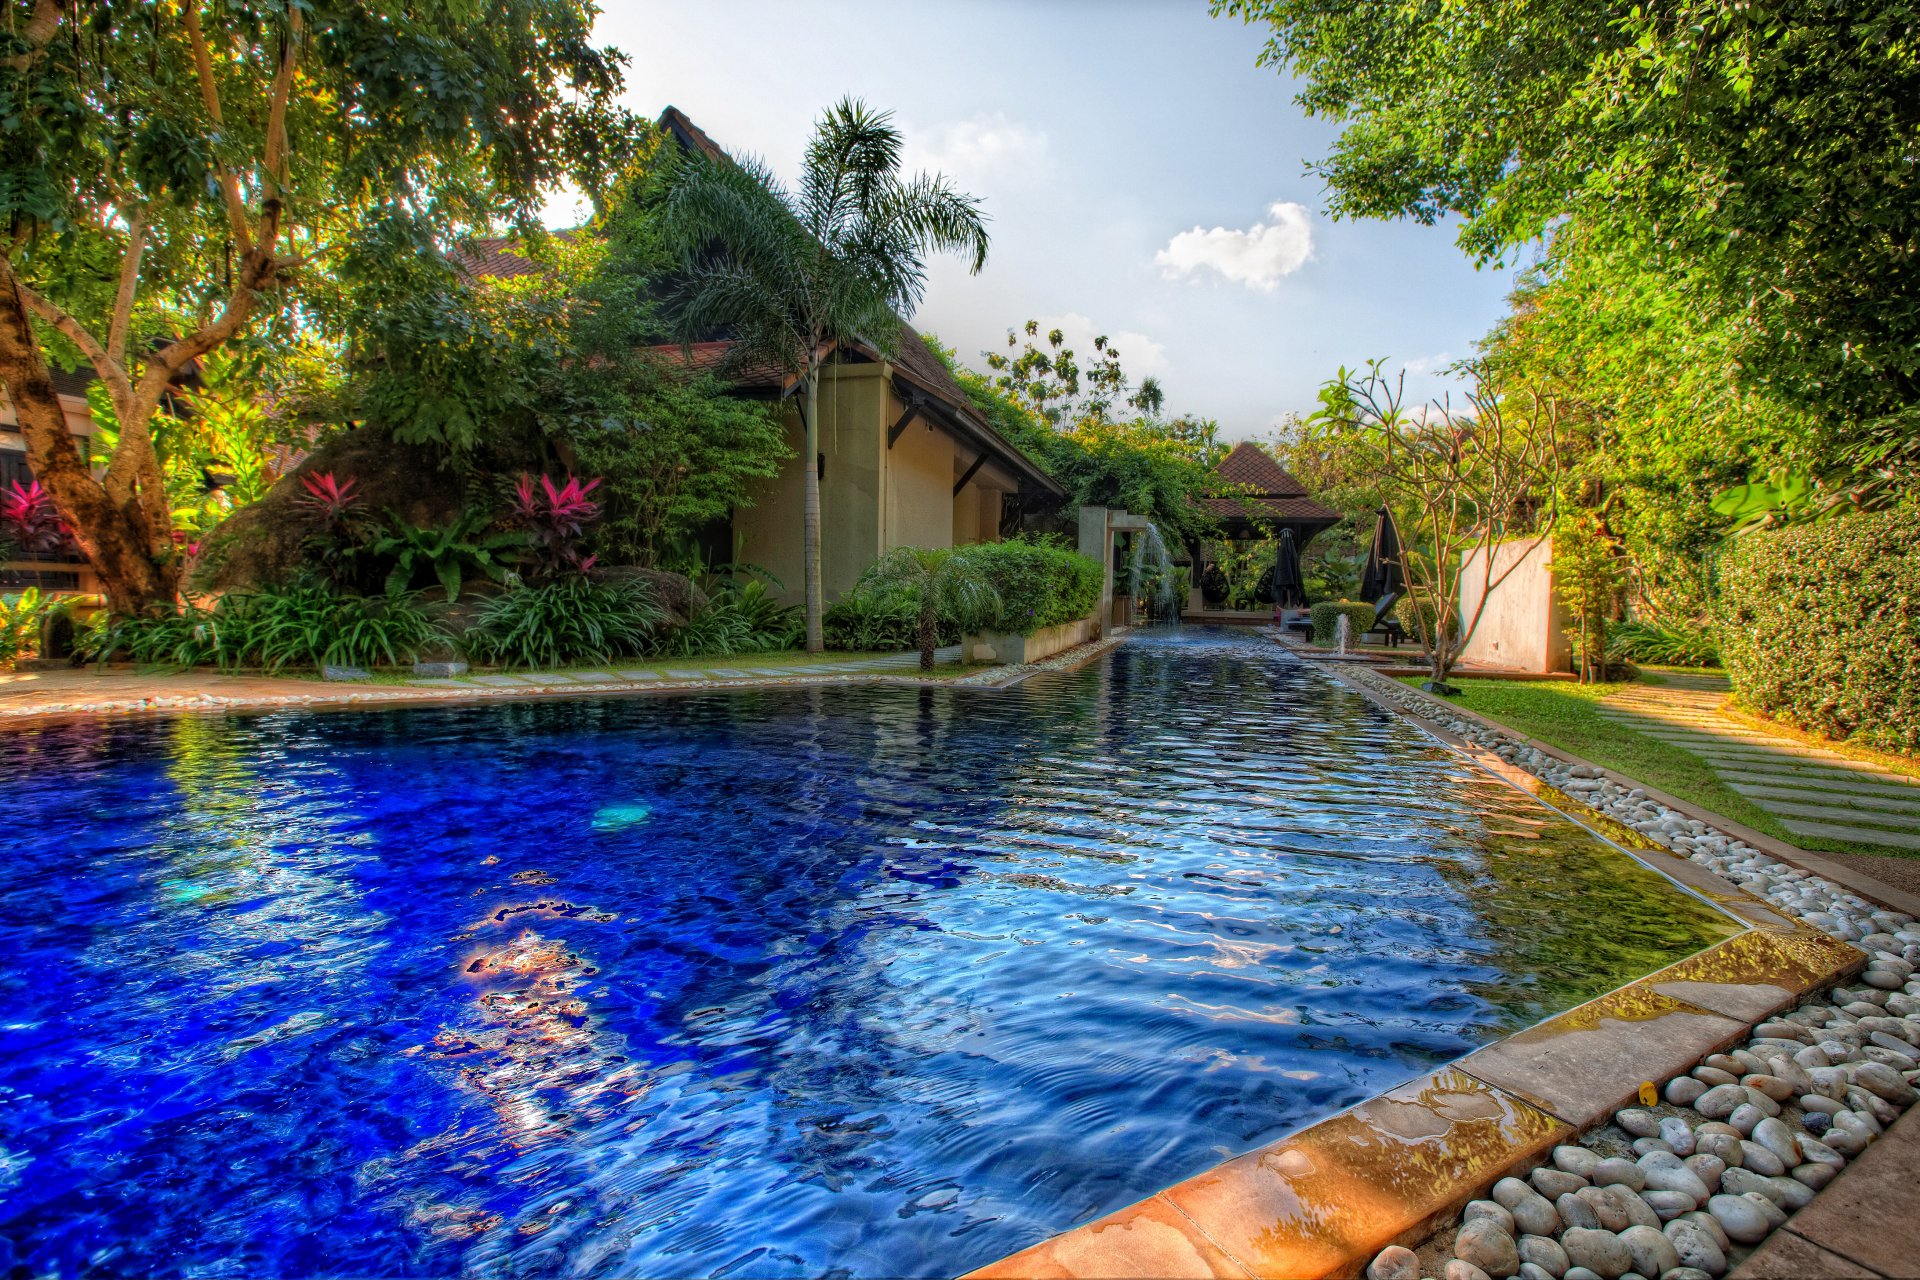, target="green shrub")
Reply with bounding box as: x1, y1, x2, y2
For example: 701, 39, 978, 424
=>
956, 537, 1102, 635
1718, 507, 1920, 752
657, 577, 802, 657
824, 587, 959, 651
1400, 597, 1461, 652
1, 589, 56, 666
1309, 600, 1378, 644
1607, 620, 1719, 668
466, 576, 666, 669
85, 583, 447, 671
